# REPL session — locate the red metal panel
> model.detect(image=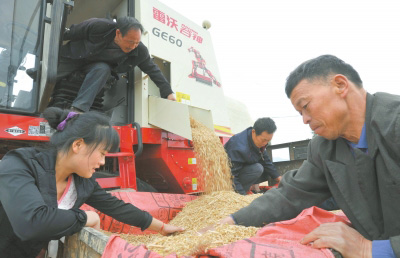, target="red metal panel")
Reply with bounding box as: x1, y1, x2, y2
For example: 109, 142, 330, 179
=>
106, 152, 134, 157
135, 130, 203, 194
166, 132, 192, 148
96, 177, 122, 189
166, 147, 201, 193
96, 125, 137, 190
117, 126, 137, 190
141, 127, 162, 144
0, 113, 50, 141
